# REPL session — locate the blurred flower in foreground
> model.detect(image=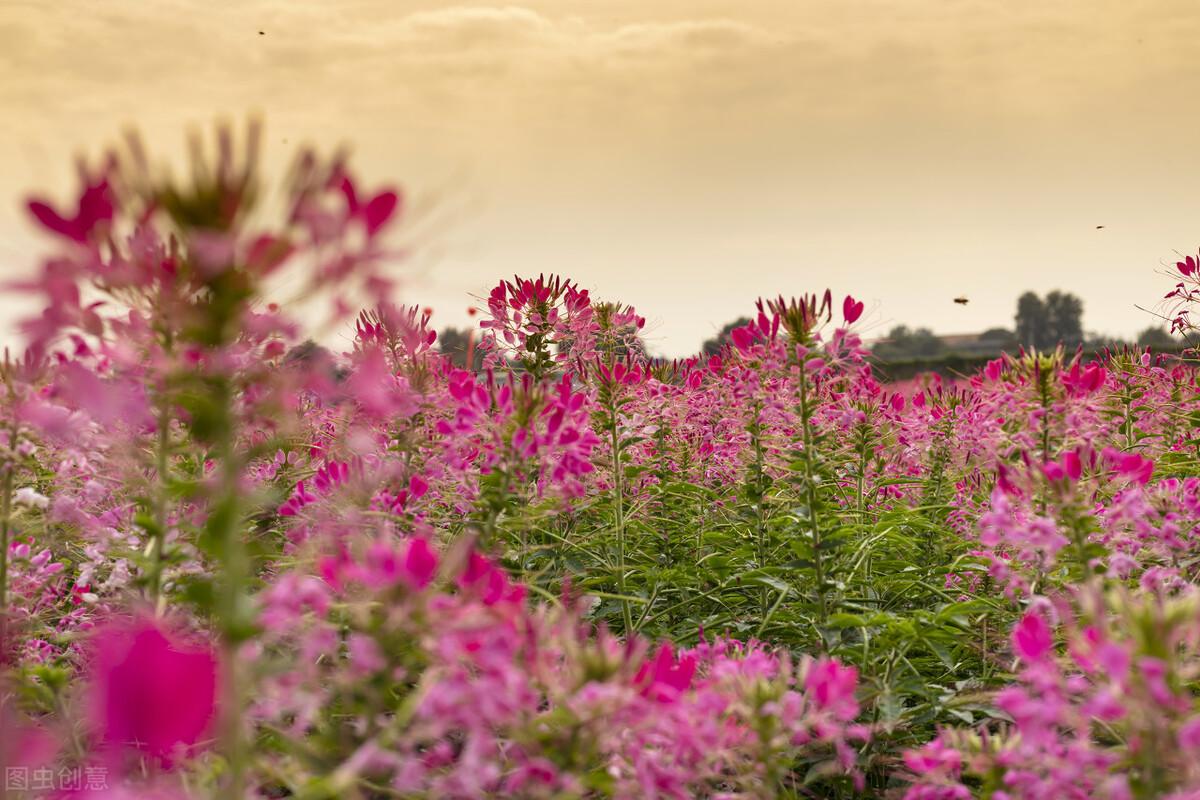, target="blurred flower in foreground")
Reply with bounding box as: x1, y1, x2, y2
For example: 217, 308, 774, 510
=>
87, 617, 218, 763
